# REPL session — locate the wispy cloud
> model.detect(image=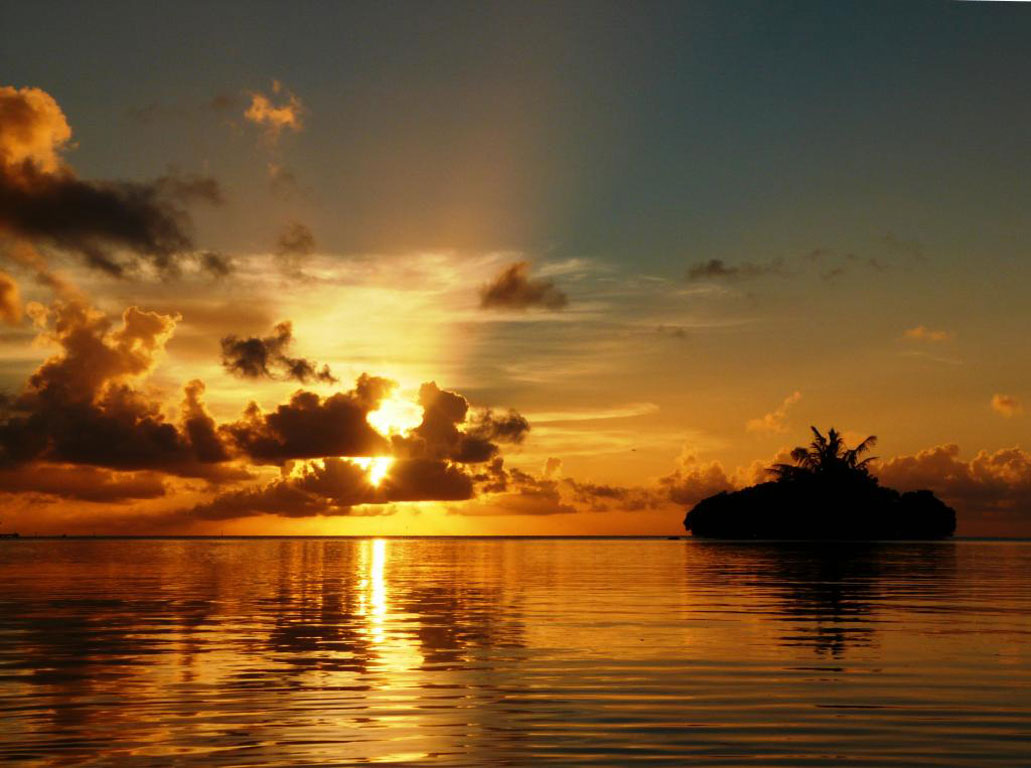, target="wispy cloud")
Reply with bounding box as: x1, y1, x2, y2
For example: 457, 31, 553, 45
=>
524, 402, 660, 423
903, 325, 953, 342
746, 391, 802, 433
